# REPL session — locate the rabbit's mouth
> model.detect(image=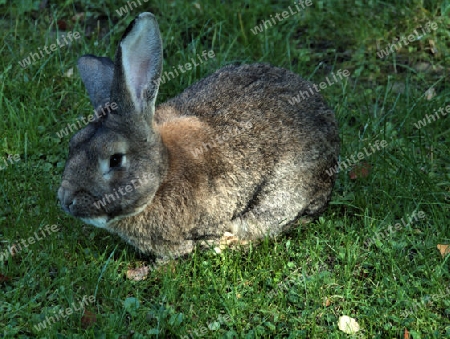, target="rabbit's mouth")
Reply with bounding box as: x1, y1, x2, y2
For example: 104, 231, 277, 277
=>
78, 200, 151, 230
